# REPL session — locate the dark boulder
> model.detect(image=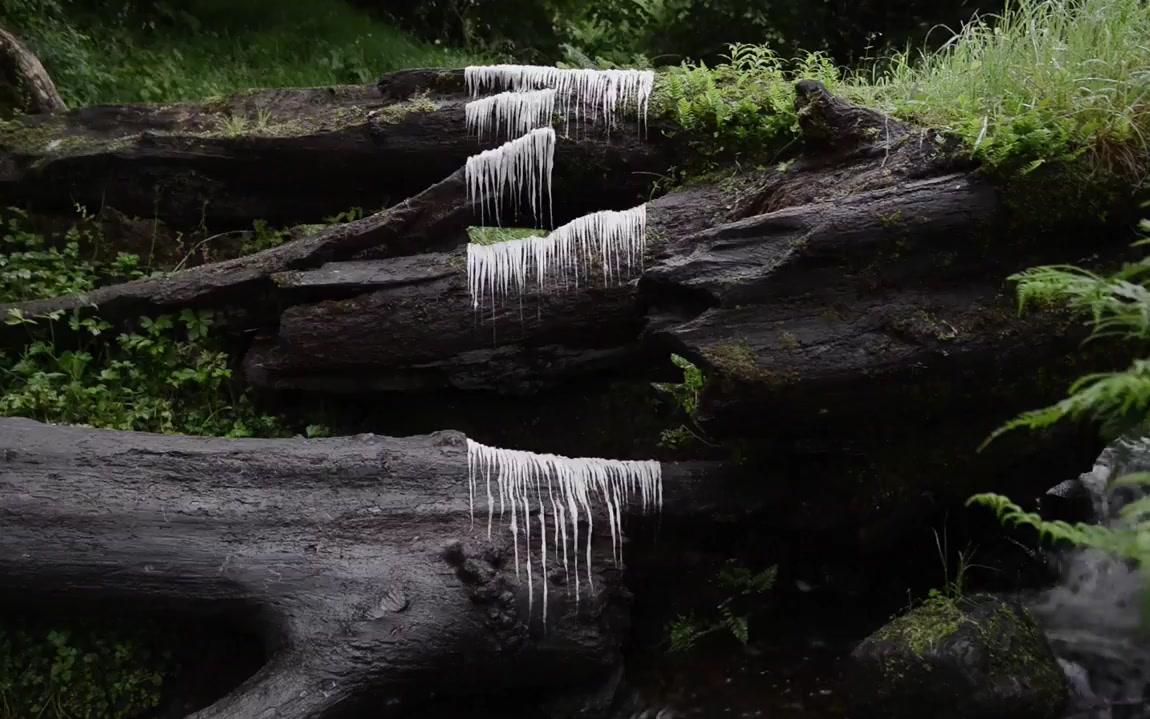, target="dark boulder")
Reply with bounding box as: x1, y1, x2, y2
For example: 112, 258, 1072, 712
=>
850, 593, 1067, 719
